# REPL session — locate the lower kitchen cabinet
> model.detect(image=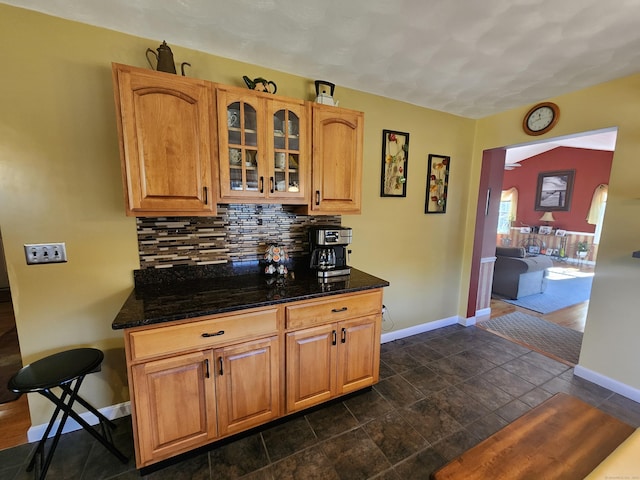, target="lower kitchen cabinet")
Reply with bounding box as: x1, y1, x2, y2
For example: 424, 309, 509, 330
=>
128, 329, 280, 466
286, 315, 380, 412
124, 289, 383, 468
215, 336, 281, 436
131, 350, 217, 465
